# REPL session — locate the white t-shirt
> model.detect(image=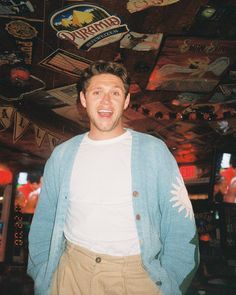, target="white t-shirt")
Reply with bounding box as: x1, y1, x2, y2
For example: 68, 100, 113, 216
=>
64, 131, 140, 256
